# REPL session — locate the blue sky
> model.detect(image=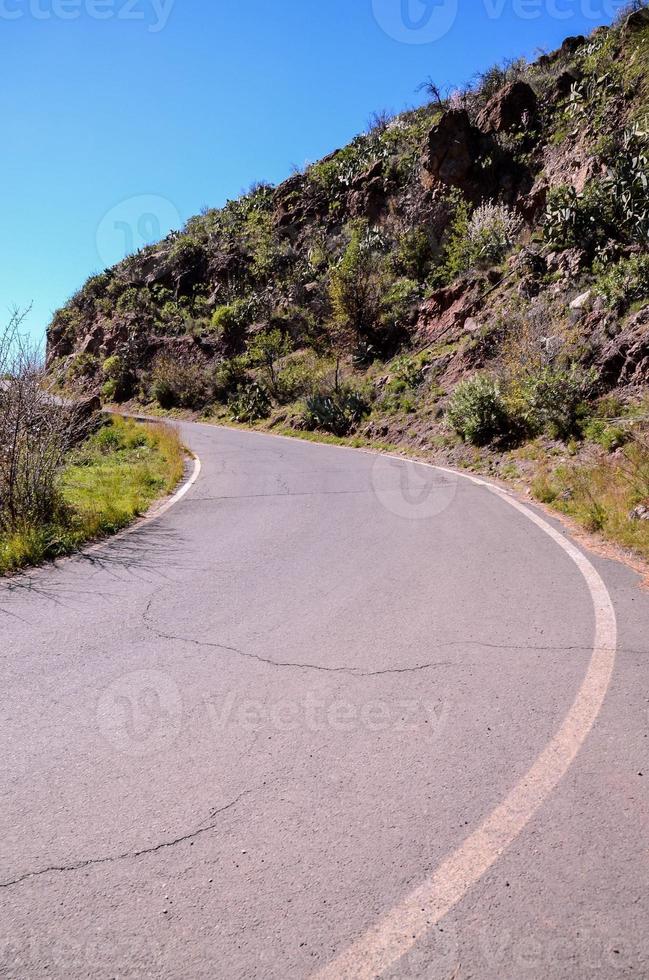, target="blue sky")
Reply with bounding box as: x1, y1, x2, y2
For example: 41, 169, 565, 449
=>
1, 0, 626, 346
